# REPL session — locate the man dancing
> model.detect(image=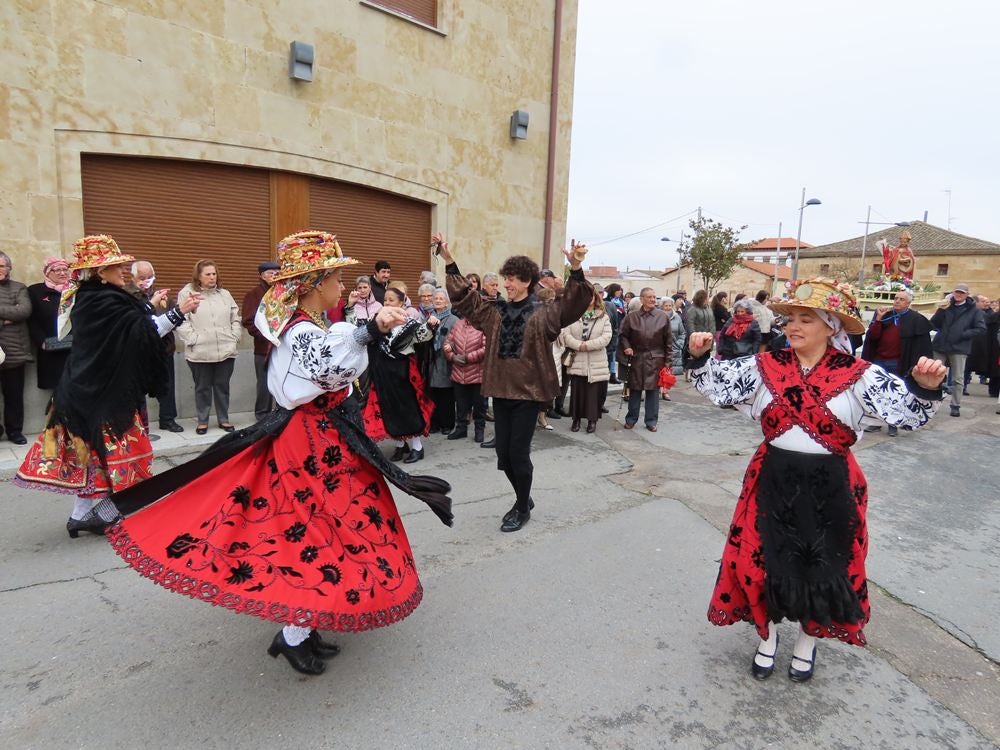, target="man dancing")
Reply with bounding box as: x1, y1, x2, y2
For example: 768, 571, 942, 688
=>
438, 234, 593, 531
